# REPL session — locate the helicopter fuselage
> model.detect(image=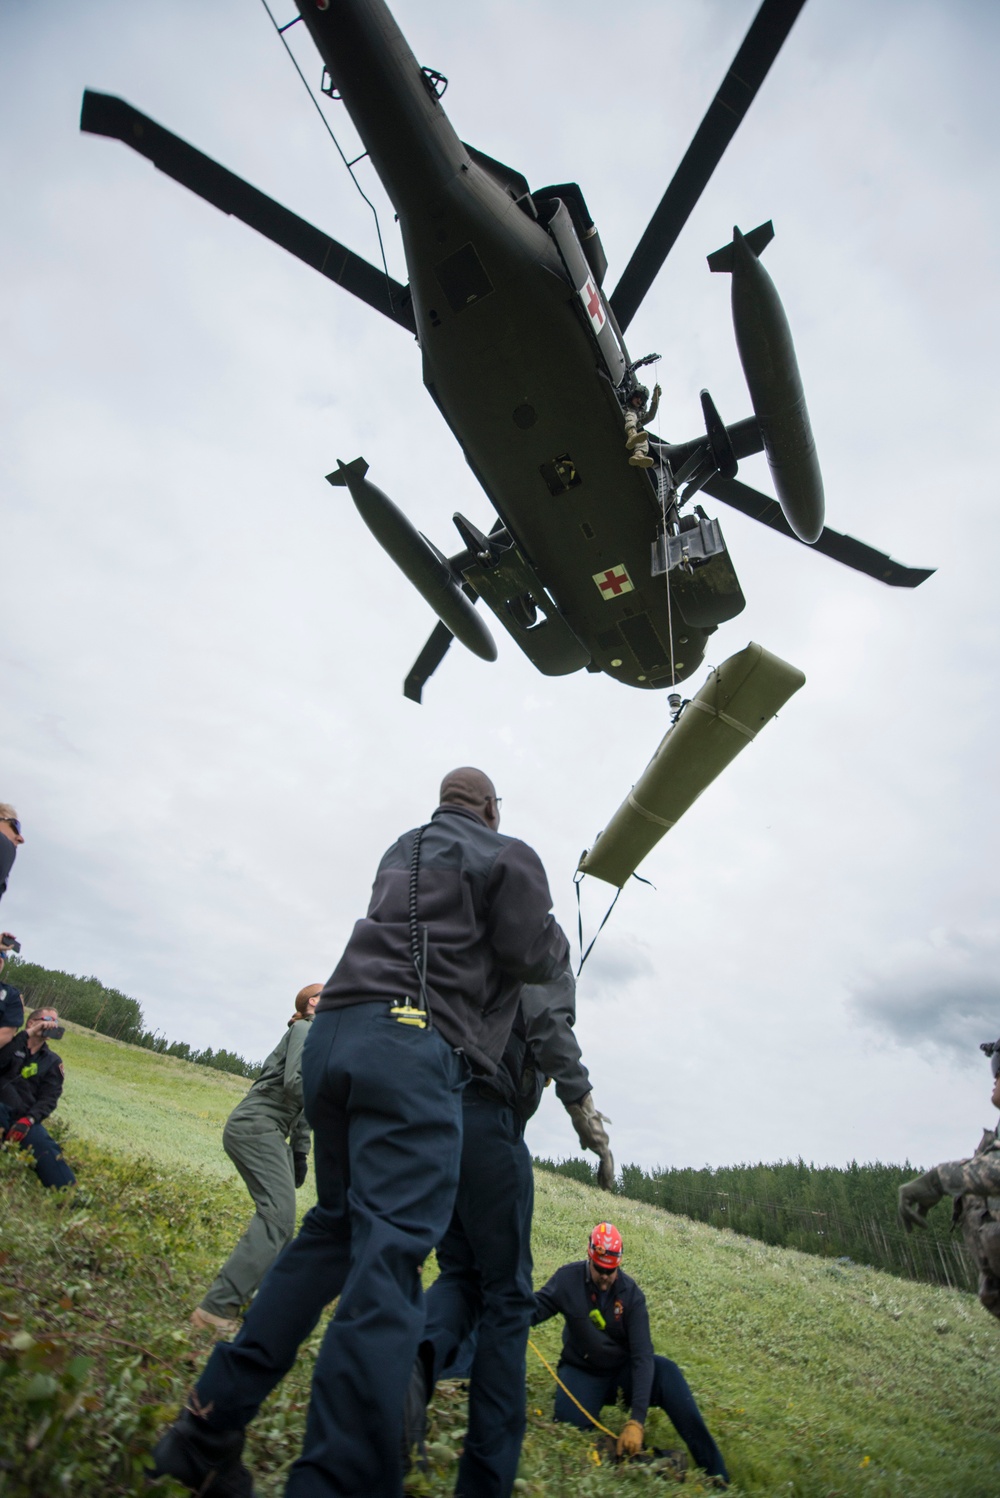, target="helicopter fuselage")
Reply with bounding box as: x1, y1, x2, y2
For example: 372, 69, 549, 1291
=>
302, 0, 739, 690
